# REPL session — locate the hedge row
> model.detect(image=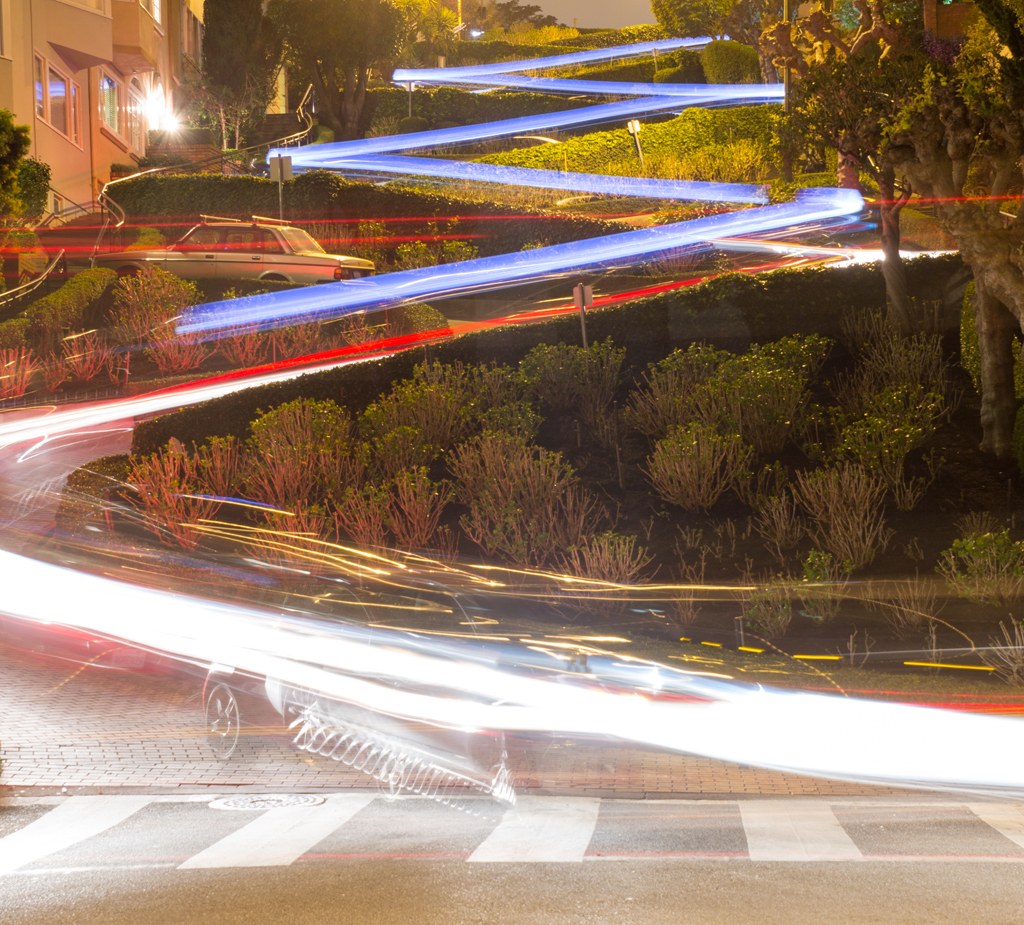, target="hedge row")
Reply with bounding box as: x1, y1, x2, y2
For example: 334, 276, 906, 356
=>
481, 105, 782, 173
362, 87, 594, 134
108, 171, 620, 259
131, 255, 964, 455
0, 269, 116, 350
553, 26, 668, 49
